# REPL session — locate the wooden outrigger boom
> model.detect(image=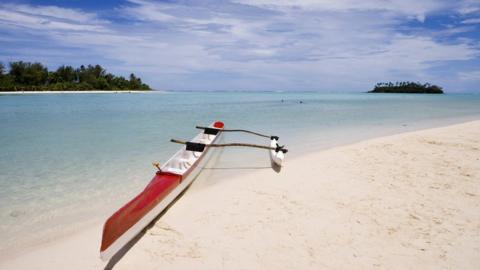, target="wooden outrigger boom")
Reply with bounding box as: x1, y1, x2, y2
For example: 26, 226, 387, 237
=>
192, 126, 286, 166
